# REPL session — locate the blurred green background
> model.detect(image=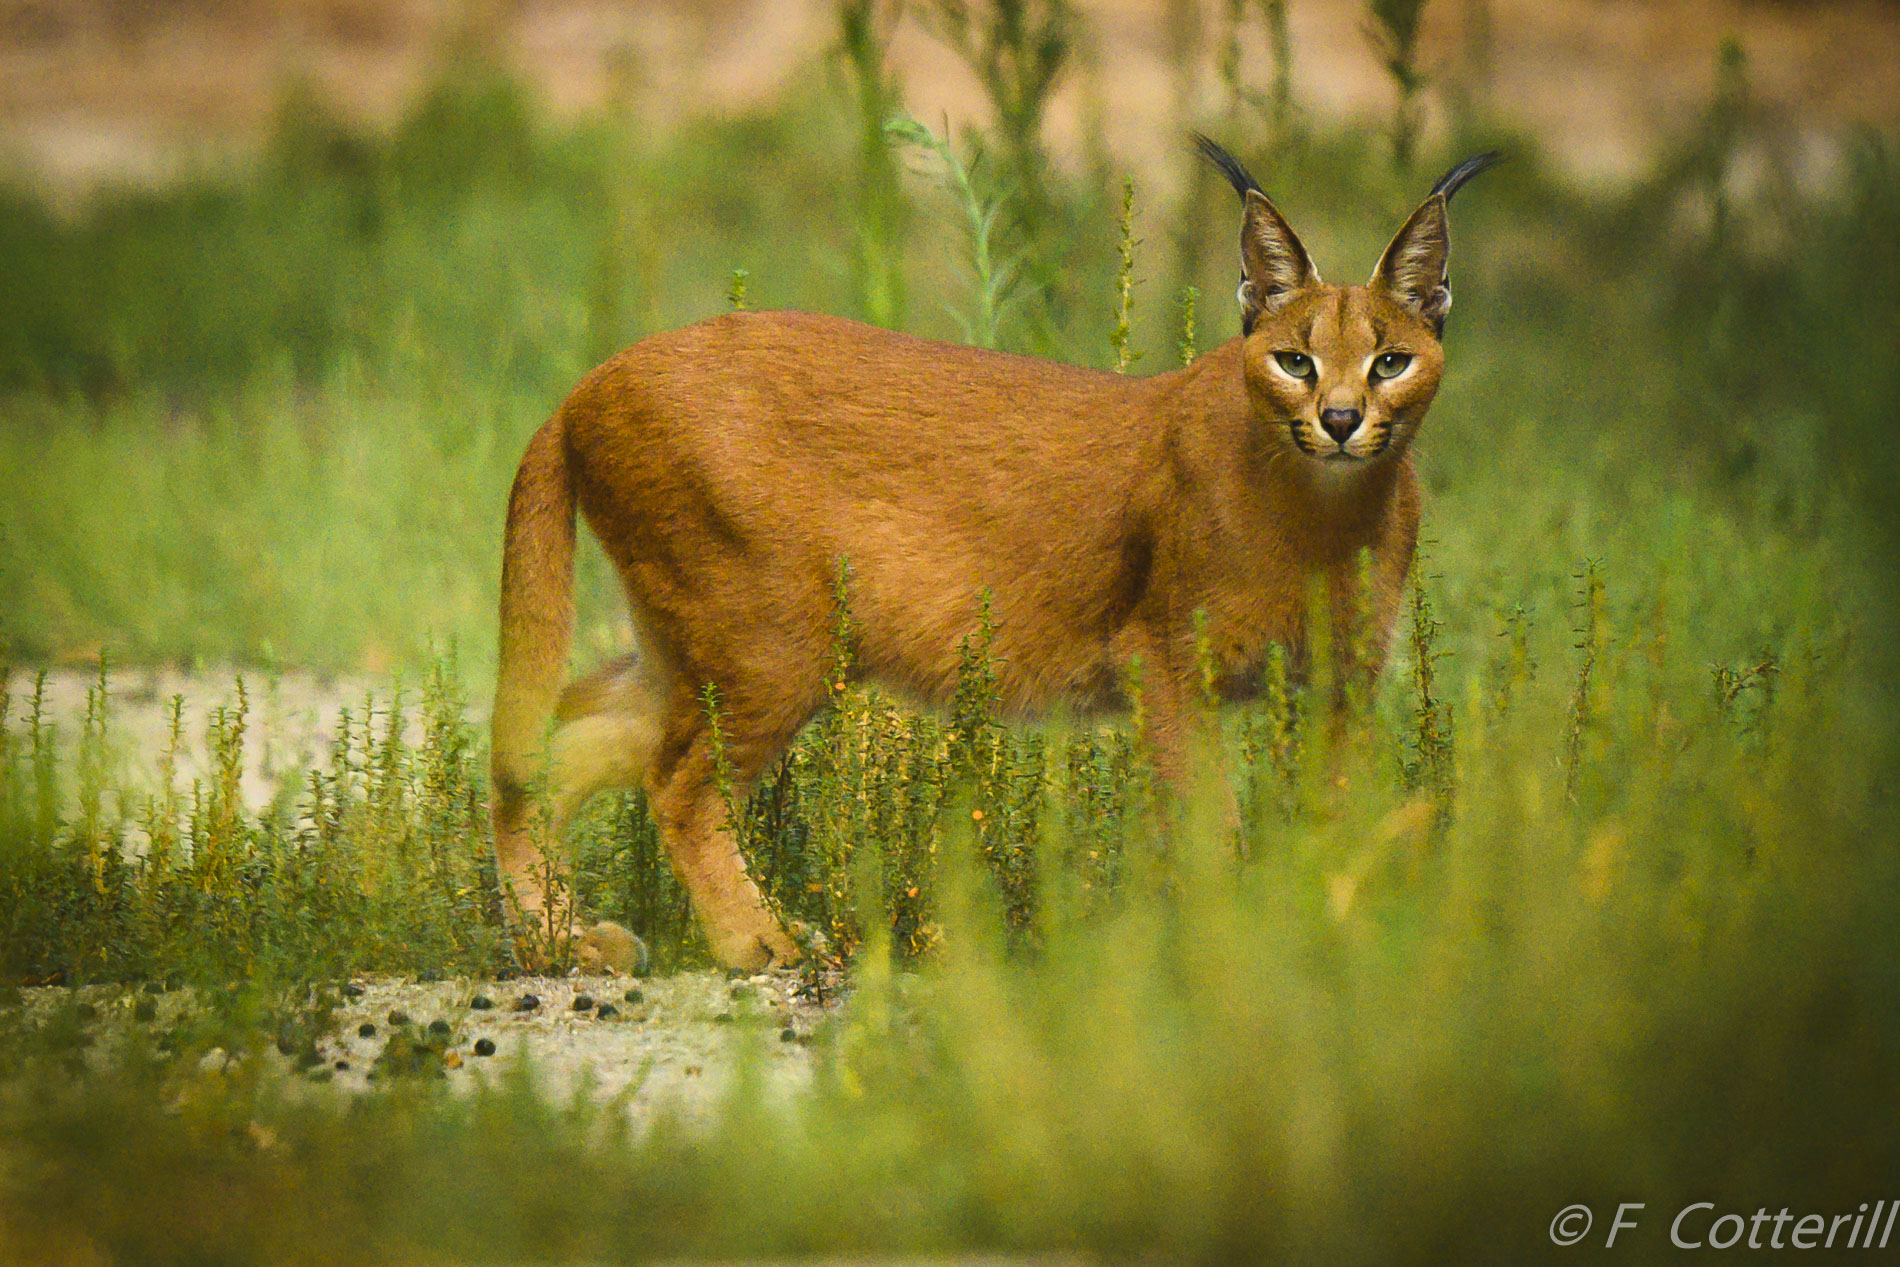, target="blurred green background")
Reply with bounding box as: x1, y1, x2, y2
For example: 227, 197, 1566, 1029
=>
1, 2, 1898, 1263
0, 0, 1893, 679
